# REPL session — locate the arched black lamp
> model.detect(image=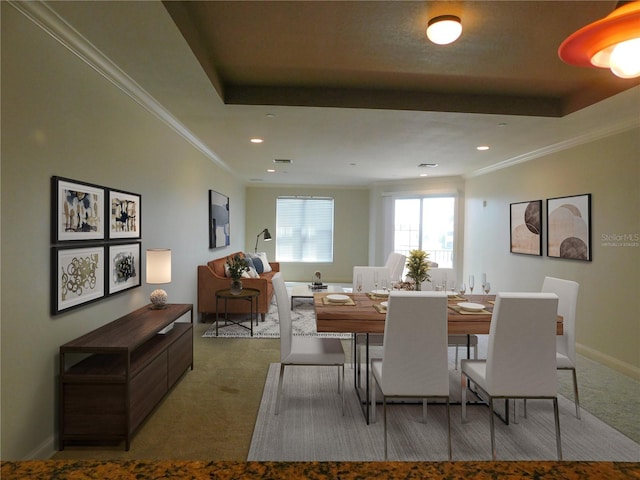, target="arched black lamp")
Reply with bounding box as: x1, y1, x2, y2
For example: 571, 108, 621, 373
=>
255, 228, 272, 253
